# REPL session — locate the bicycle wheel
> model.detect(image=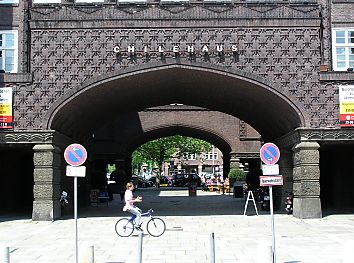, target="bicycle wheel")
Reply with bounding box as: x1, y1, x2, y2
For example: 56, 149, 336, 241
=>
115, 218, 134, 237
146, 217, 166, 237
